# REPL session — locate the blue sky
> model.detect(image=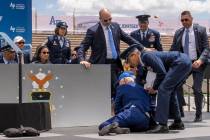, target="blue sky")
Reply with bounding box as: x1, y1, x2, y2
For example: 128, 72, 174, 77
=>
32, 0, 210, 20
